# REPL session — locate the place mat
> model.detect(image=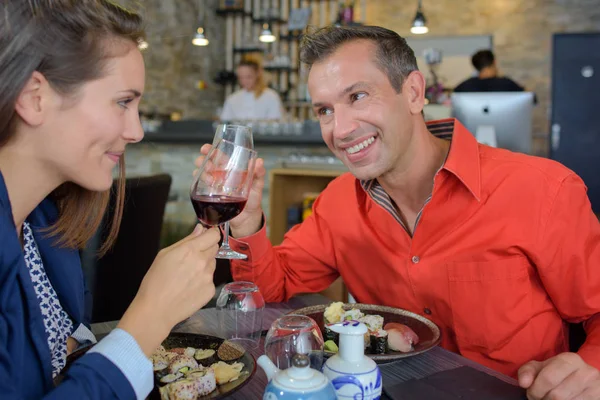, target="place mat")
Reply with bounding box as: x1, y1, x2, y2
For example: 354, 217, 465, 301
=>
383, 366, 527, 400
